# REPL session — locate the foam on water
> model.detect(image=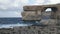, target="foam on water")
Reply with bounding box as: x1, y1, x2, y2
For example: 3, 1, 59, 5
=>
0, 23, 32, 28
